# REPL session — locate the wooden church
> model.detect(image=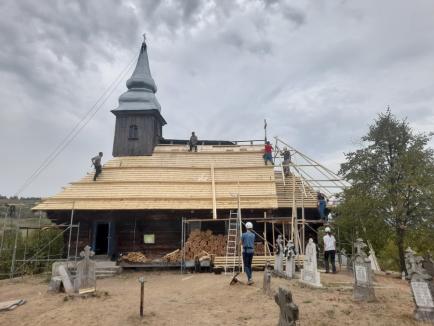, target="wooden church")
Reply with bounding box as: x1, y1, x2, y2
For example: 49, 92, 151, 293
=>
33, 37, 322, 259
